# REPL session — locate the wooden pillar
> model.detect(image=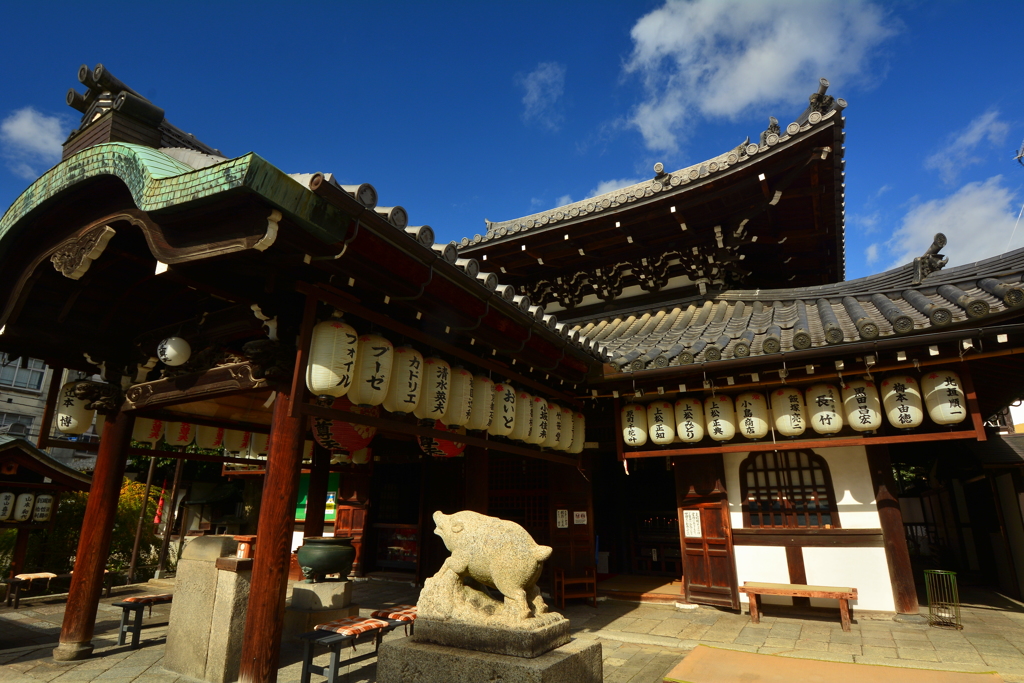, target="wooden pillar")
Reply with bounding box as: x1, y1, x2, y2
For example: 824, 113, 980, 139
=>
53, 409, 134, 661
36, 365, 64, 449
154, 458, 184, 578
238, 388, 305, 683
304, 445, 329, 538
127, 456, 157, 582
865, 444, 921, 618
